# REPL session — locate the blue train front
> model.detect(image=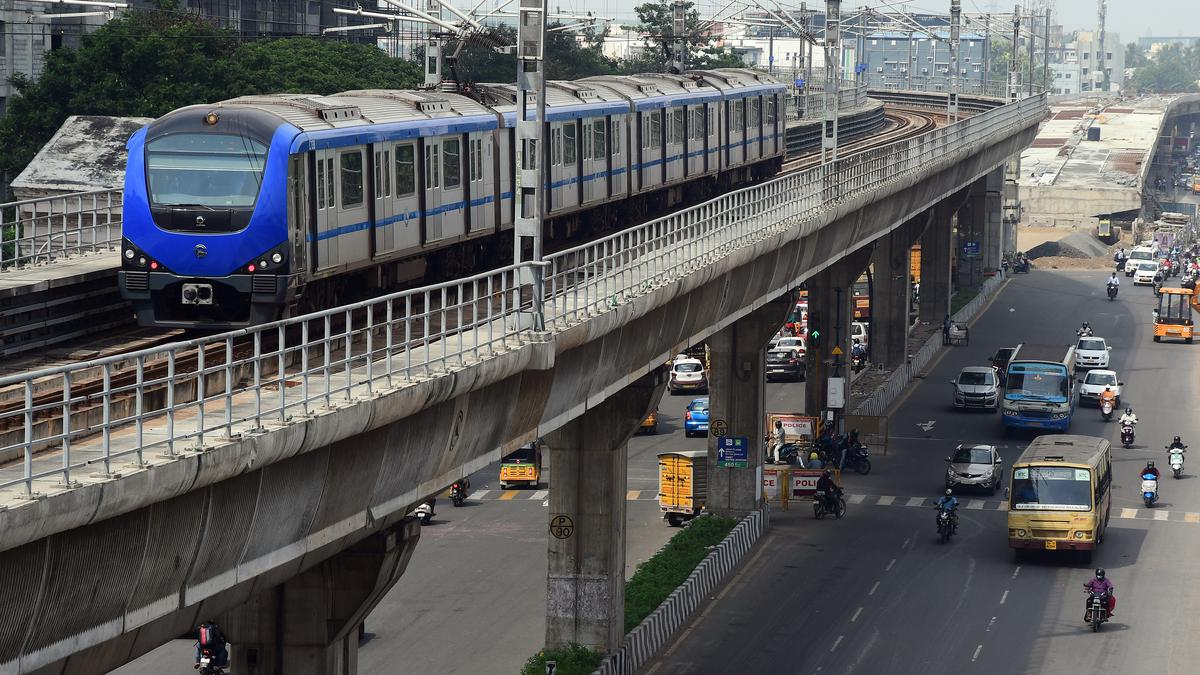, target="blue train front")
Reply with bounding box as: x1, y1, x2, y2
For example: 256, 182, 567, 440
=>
119, 105, 297, 328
